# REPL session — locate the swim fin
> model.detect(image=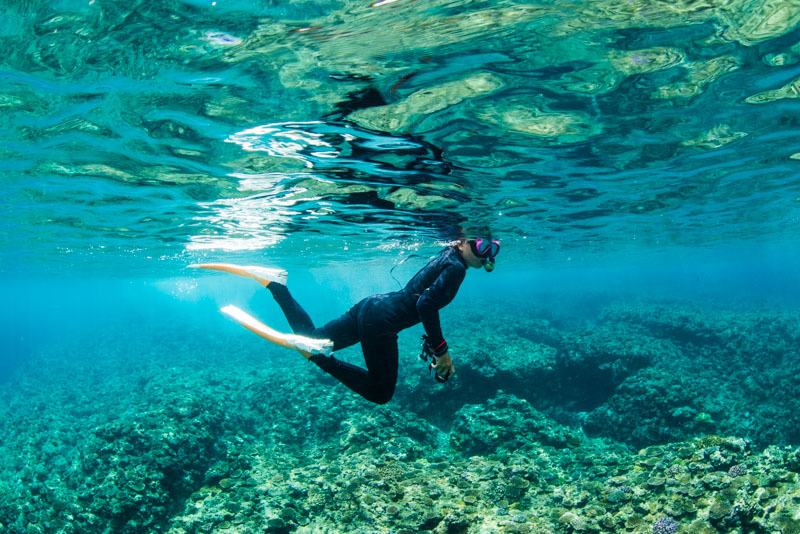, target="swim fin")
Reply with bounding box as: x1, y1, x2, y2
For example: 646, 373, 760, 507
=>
221, 305, 333, 359
189, 263, 288, 287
